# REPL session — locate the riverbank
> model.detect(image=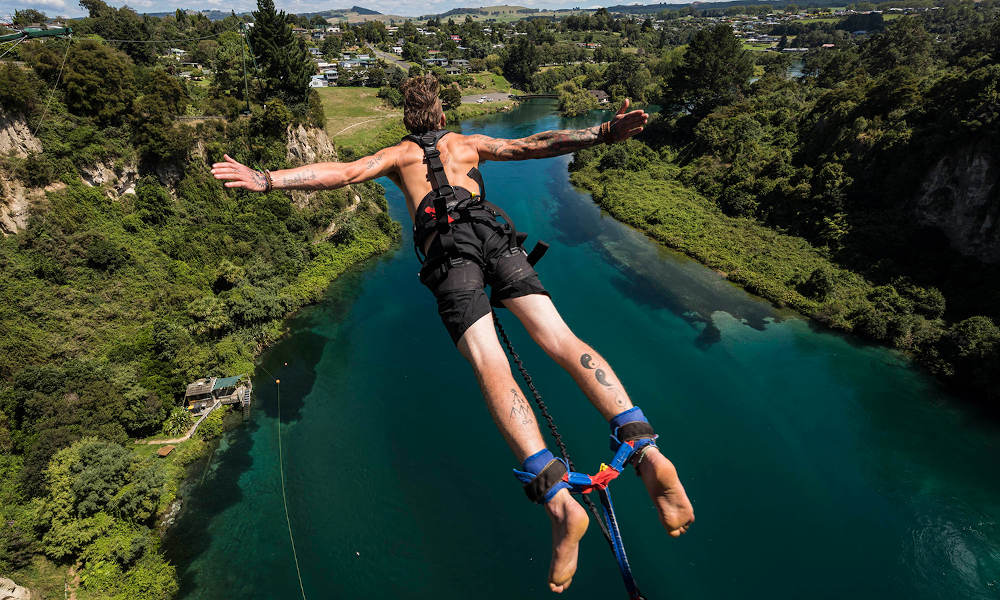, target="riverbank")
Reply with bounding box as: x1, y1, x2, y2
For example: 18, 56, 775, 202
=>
568, 142, 996, 402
